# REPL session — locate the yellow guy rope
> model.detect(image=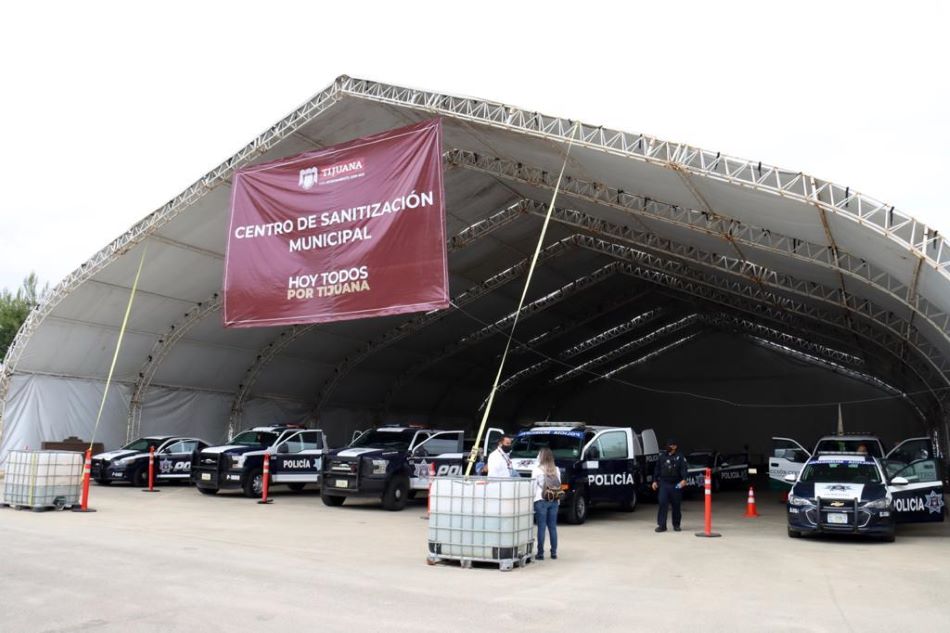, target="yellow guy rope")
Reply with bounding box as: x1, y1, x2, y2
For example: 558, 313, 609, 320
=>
465, 122, 581, 475
88, 244, 148, 450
